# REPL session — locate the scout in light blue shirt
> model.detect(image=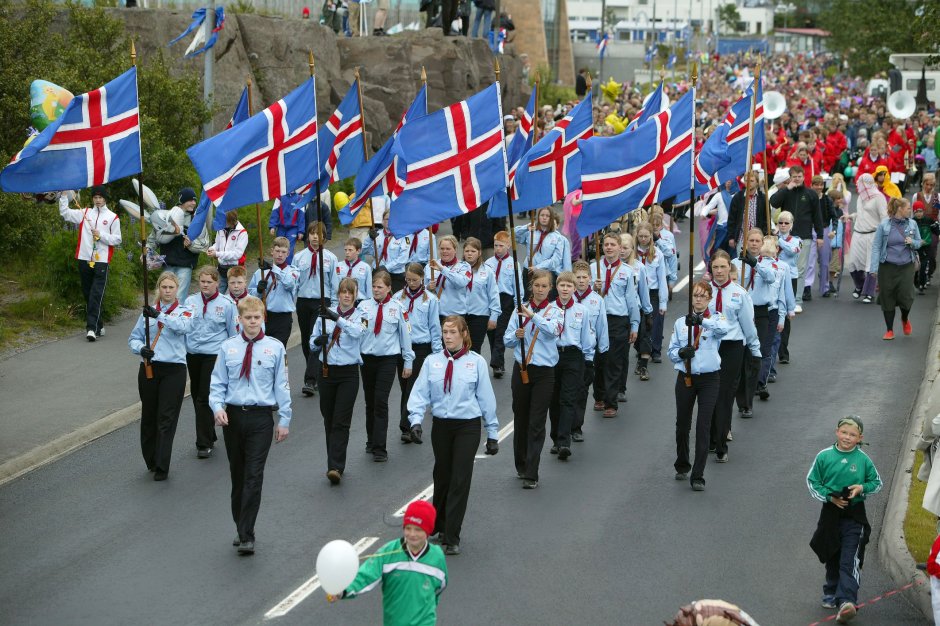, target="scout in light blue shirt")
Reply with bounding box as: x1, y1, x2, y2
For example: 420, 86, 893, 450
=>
709, 279, 761, 357
426, 235, 472, 316
484, 248, 524, 297
209, 331, 292, 429
184, 274, 238, 356
364, 228, 409, 275
731, 256, 779, 306
466, 262, 501, 322
294, 239, 338, 300
590, 255, 640, 331
248, 245, 299, 314
394, 284, 443, 353
667, 311, 731, 375
358, 294, 416, 369
637, 245, 669, 311
776, 212, 802, 279
310, 306, 365, 366
573, 285, 609, 362
555, 297, 593, 353
514, 224, 566, 274
503, 298, 564, 367
405, 229, 431, 265
129, 298, 194, 364
655, 223, 679, 284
